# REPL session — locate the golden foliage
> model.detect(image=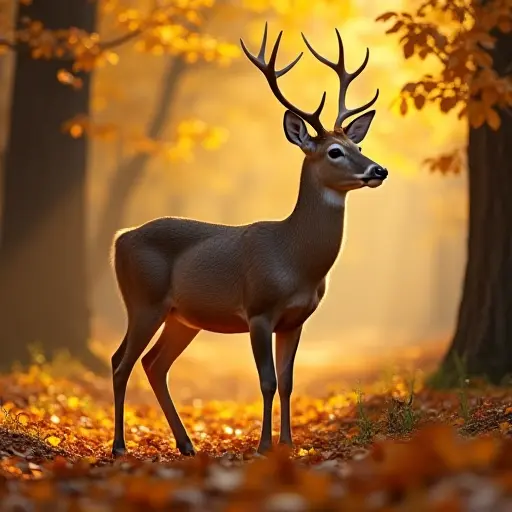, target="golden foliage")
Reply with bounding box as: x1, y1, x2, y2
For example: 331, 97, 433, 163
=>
61, 114, 228, 159
6, 0, 240, 70
377, 0, 512, 133
424, 147, 465, 174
